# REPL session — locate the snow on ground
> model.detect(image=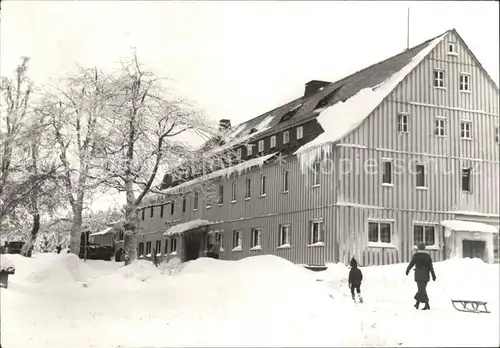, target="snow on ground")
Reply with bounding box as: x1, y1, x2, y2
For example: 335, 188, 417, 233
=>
1, 253, 499, 348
